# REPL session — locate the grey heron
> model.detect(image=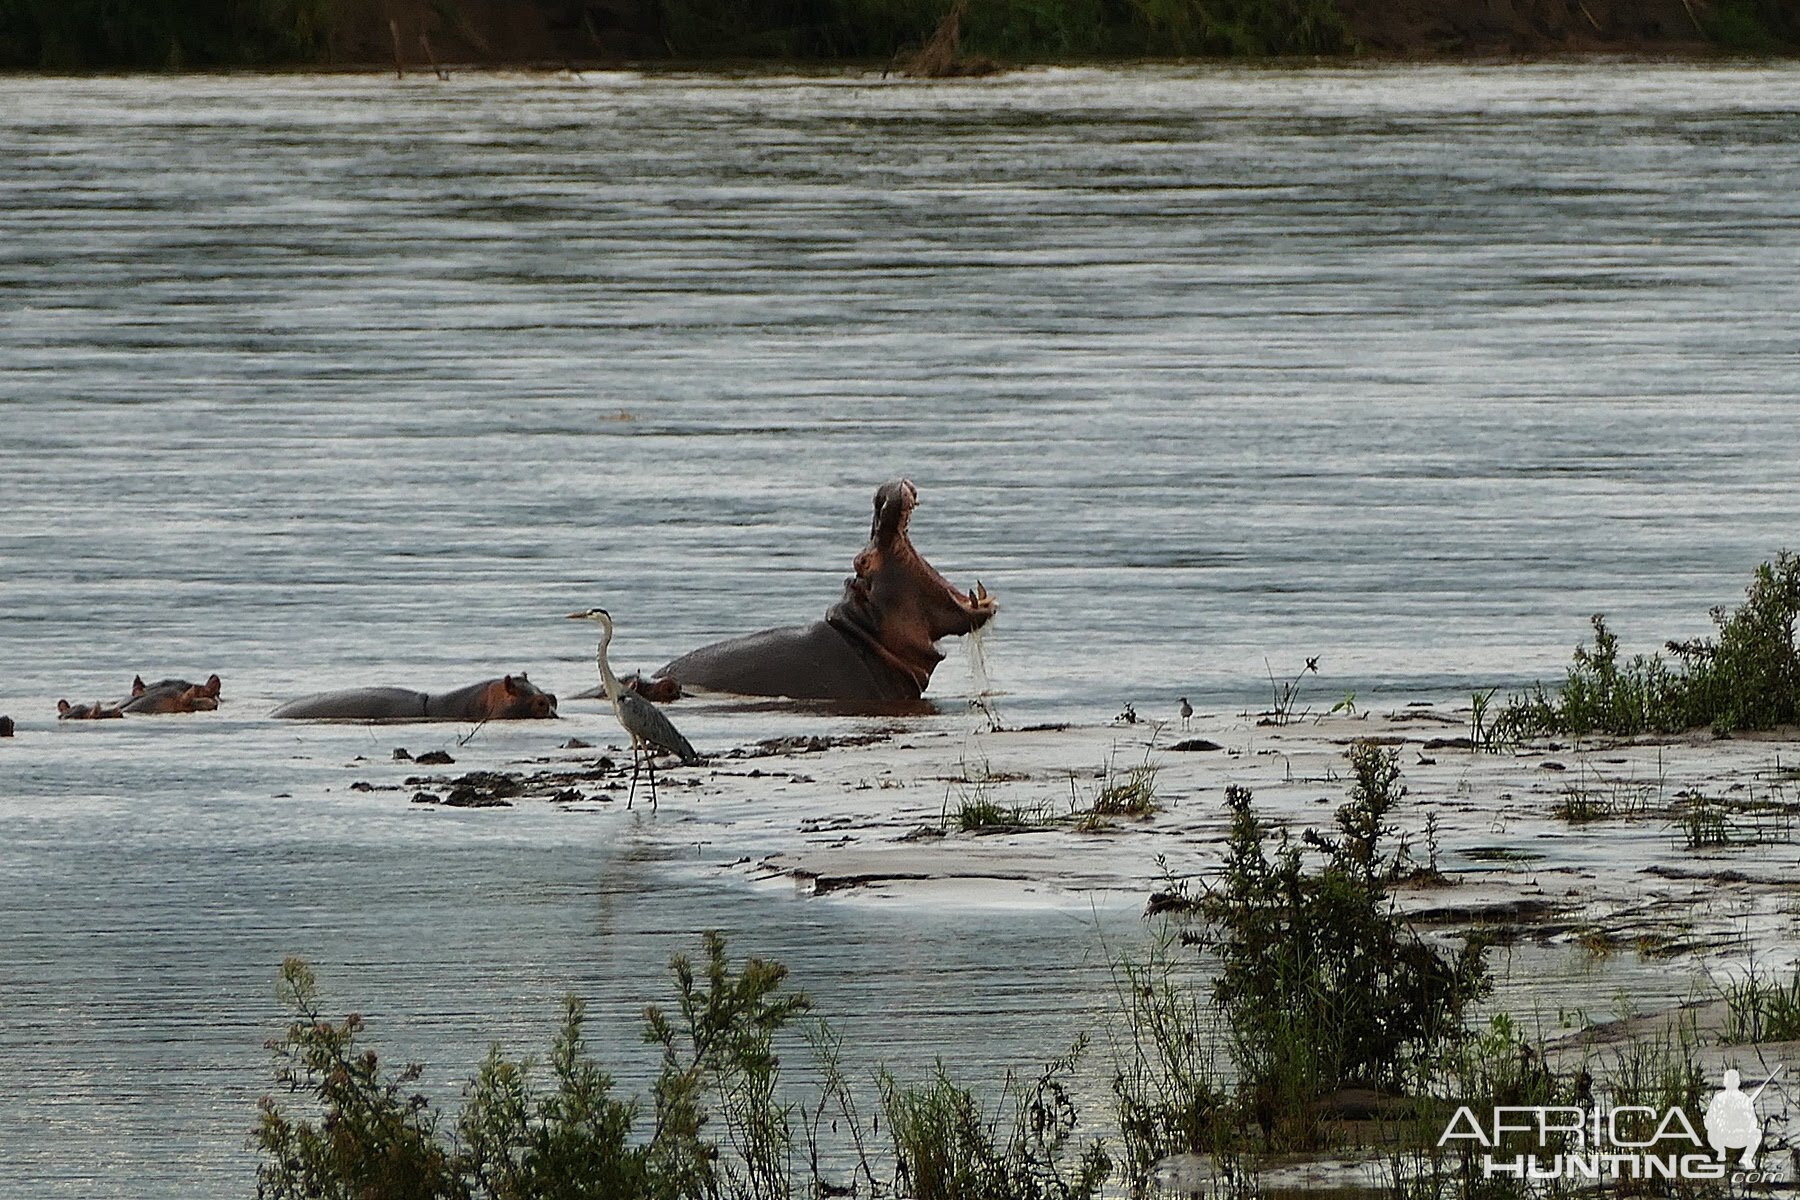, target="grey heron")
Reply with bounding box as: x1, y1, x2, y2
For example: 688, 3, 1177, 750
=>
567, 607, 701, 810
